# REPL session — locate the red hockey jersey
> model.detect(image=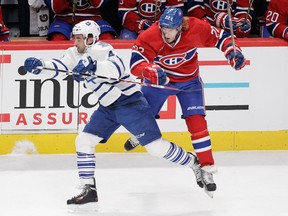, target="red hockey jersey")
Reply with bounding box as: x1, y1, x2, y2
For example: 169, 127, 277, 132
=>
118, 0, 184, 31
186, 0, 253, 26
266, 0, 288, 39
130, 17, 236, 82
50, 0, 103, 24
